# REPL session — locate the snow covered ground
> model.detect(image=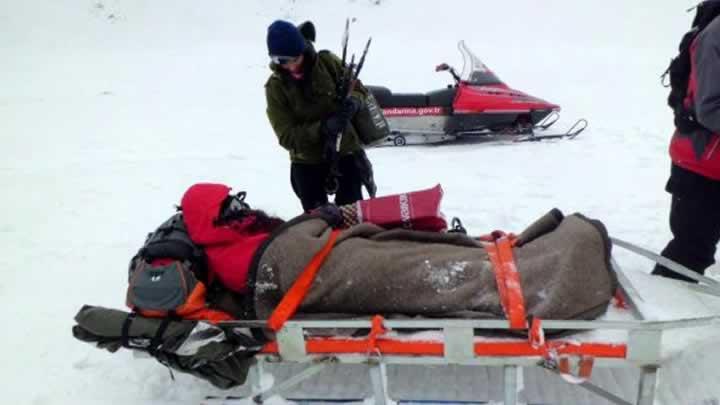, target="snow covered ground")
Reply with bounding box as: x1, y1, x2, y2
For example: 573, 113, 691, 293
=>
1, 0, 719, 403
